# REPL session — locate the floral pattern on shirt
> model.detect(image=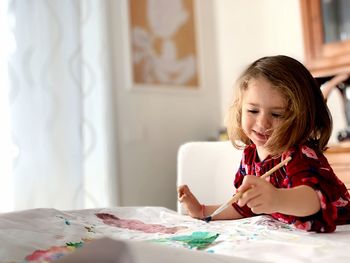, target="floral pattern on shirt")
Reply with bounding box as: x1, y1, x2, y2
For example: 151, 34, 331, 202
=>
232, 144, 350, 233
